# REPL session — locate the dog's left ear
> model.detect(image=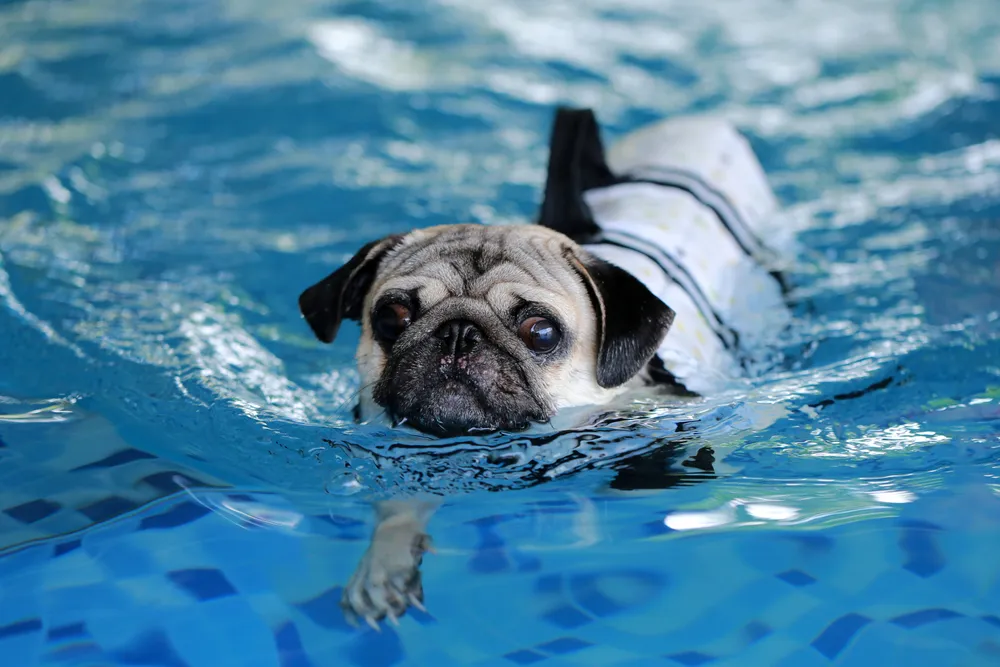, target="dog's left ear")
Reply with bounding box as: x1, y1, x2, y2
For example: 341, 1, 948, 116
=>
567, 249, 676, 388
298, 235, 404, 343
